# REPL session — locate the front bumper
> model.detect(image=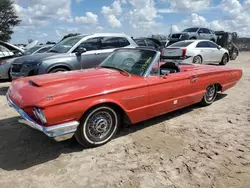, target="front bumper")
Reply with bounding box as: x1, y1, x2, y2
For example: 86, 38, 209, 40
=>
6, 95, 79, 141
